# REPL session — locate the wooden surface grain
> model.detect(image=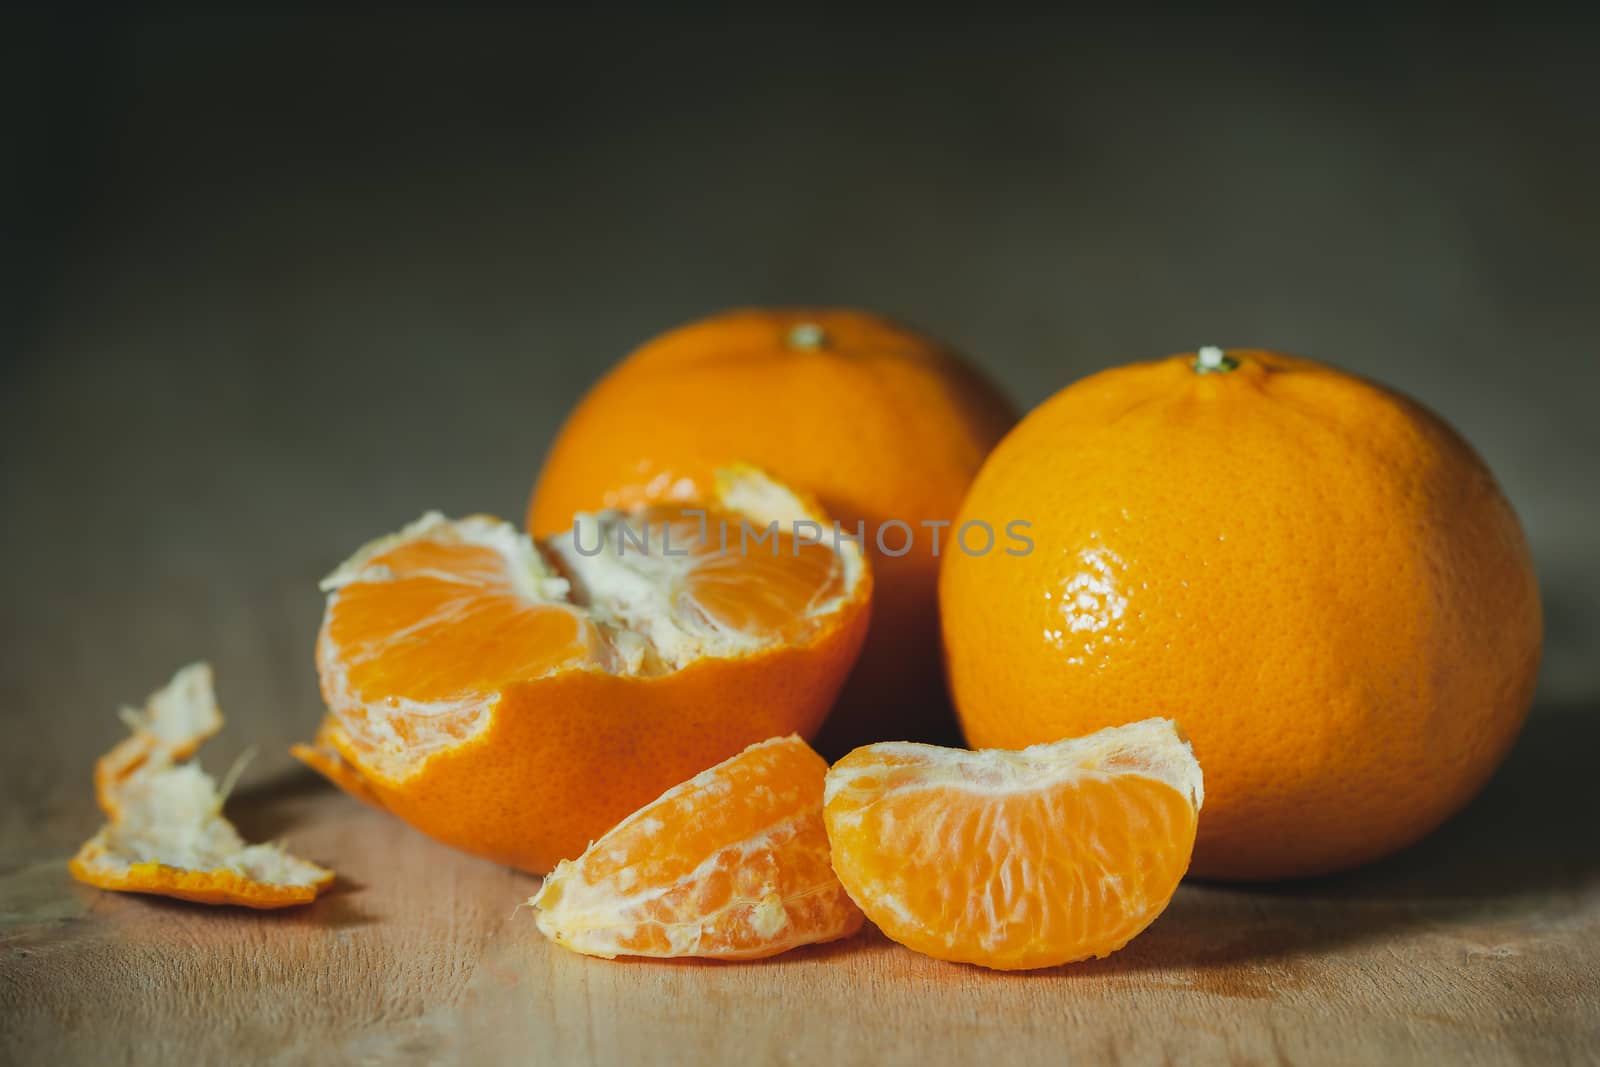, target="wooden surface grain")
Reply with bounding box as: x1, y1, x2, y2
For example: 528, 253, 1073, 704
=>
4, 705, 1599, 1066
5, 11, 1600, 1066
